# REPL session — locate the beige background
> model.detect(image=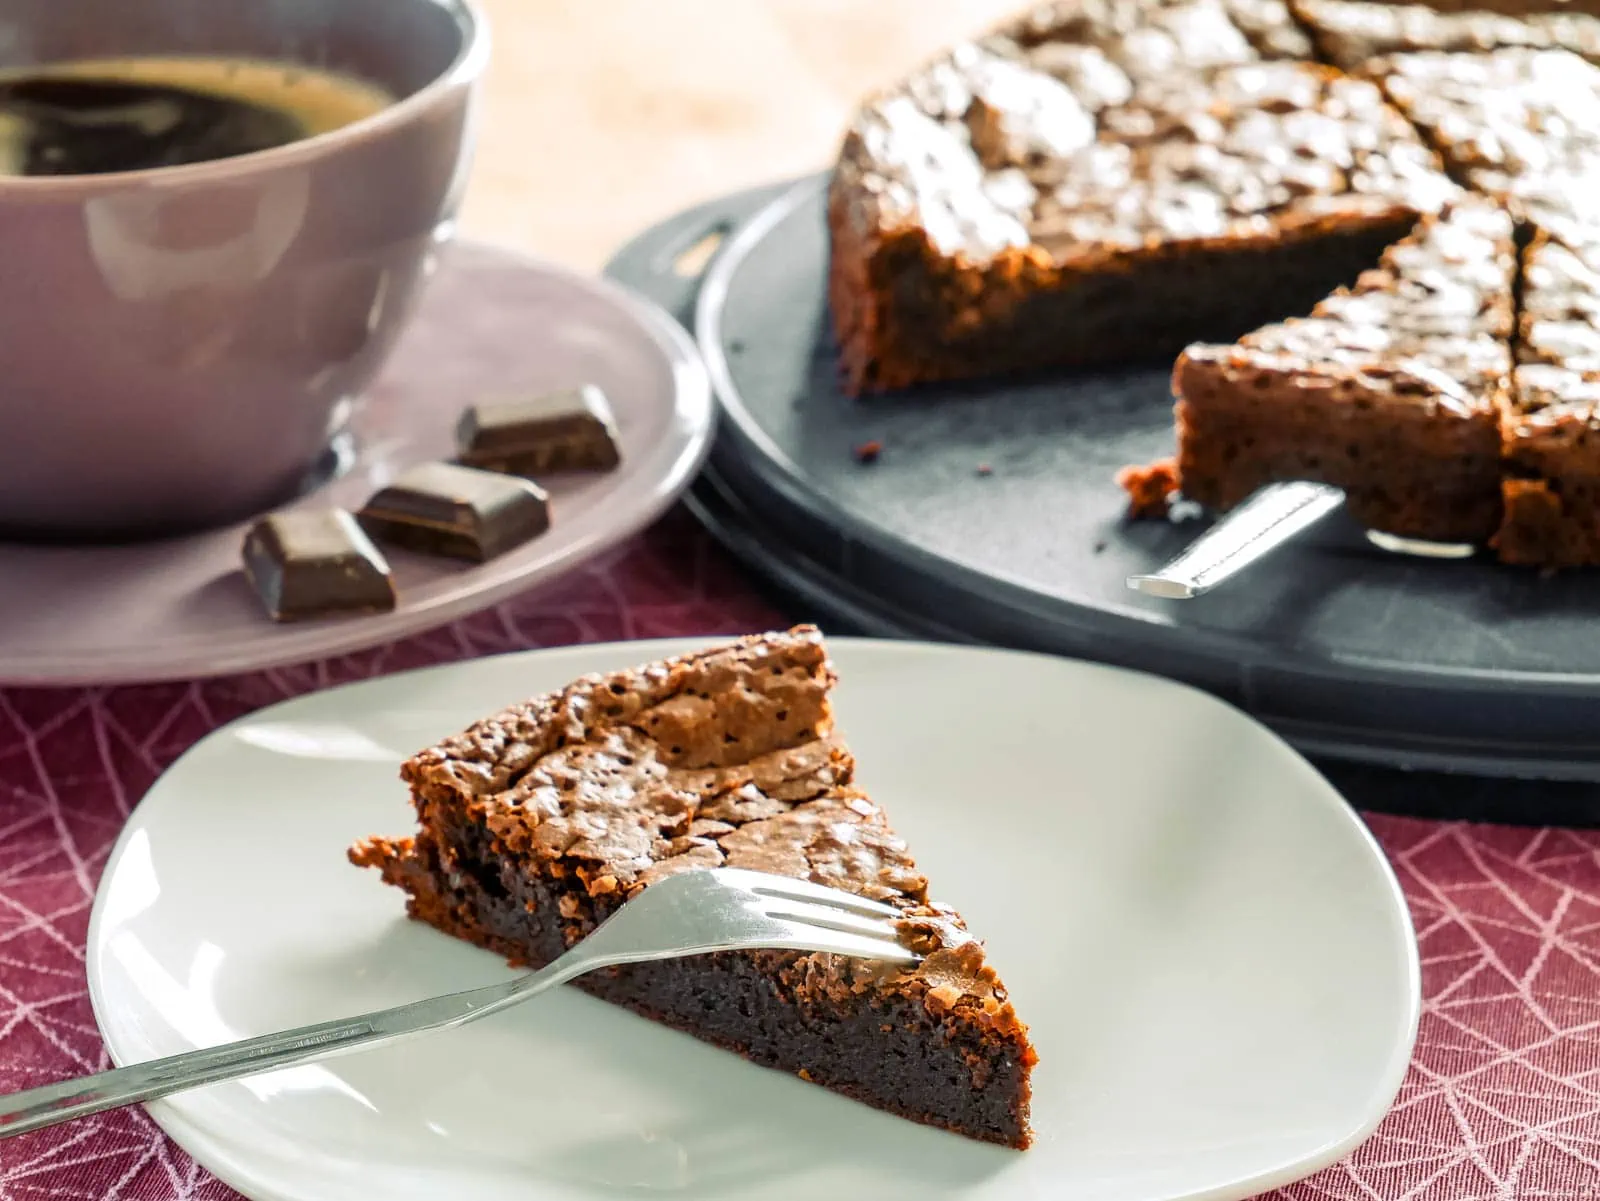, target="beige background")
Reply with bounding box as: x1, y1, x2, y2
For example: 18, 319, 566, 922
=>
458, 0, 1018, 271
